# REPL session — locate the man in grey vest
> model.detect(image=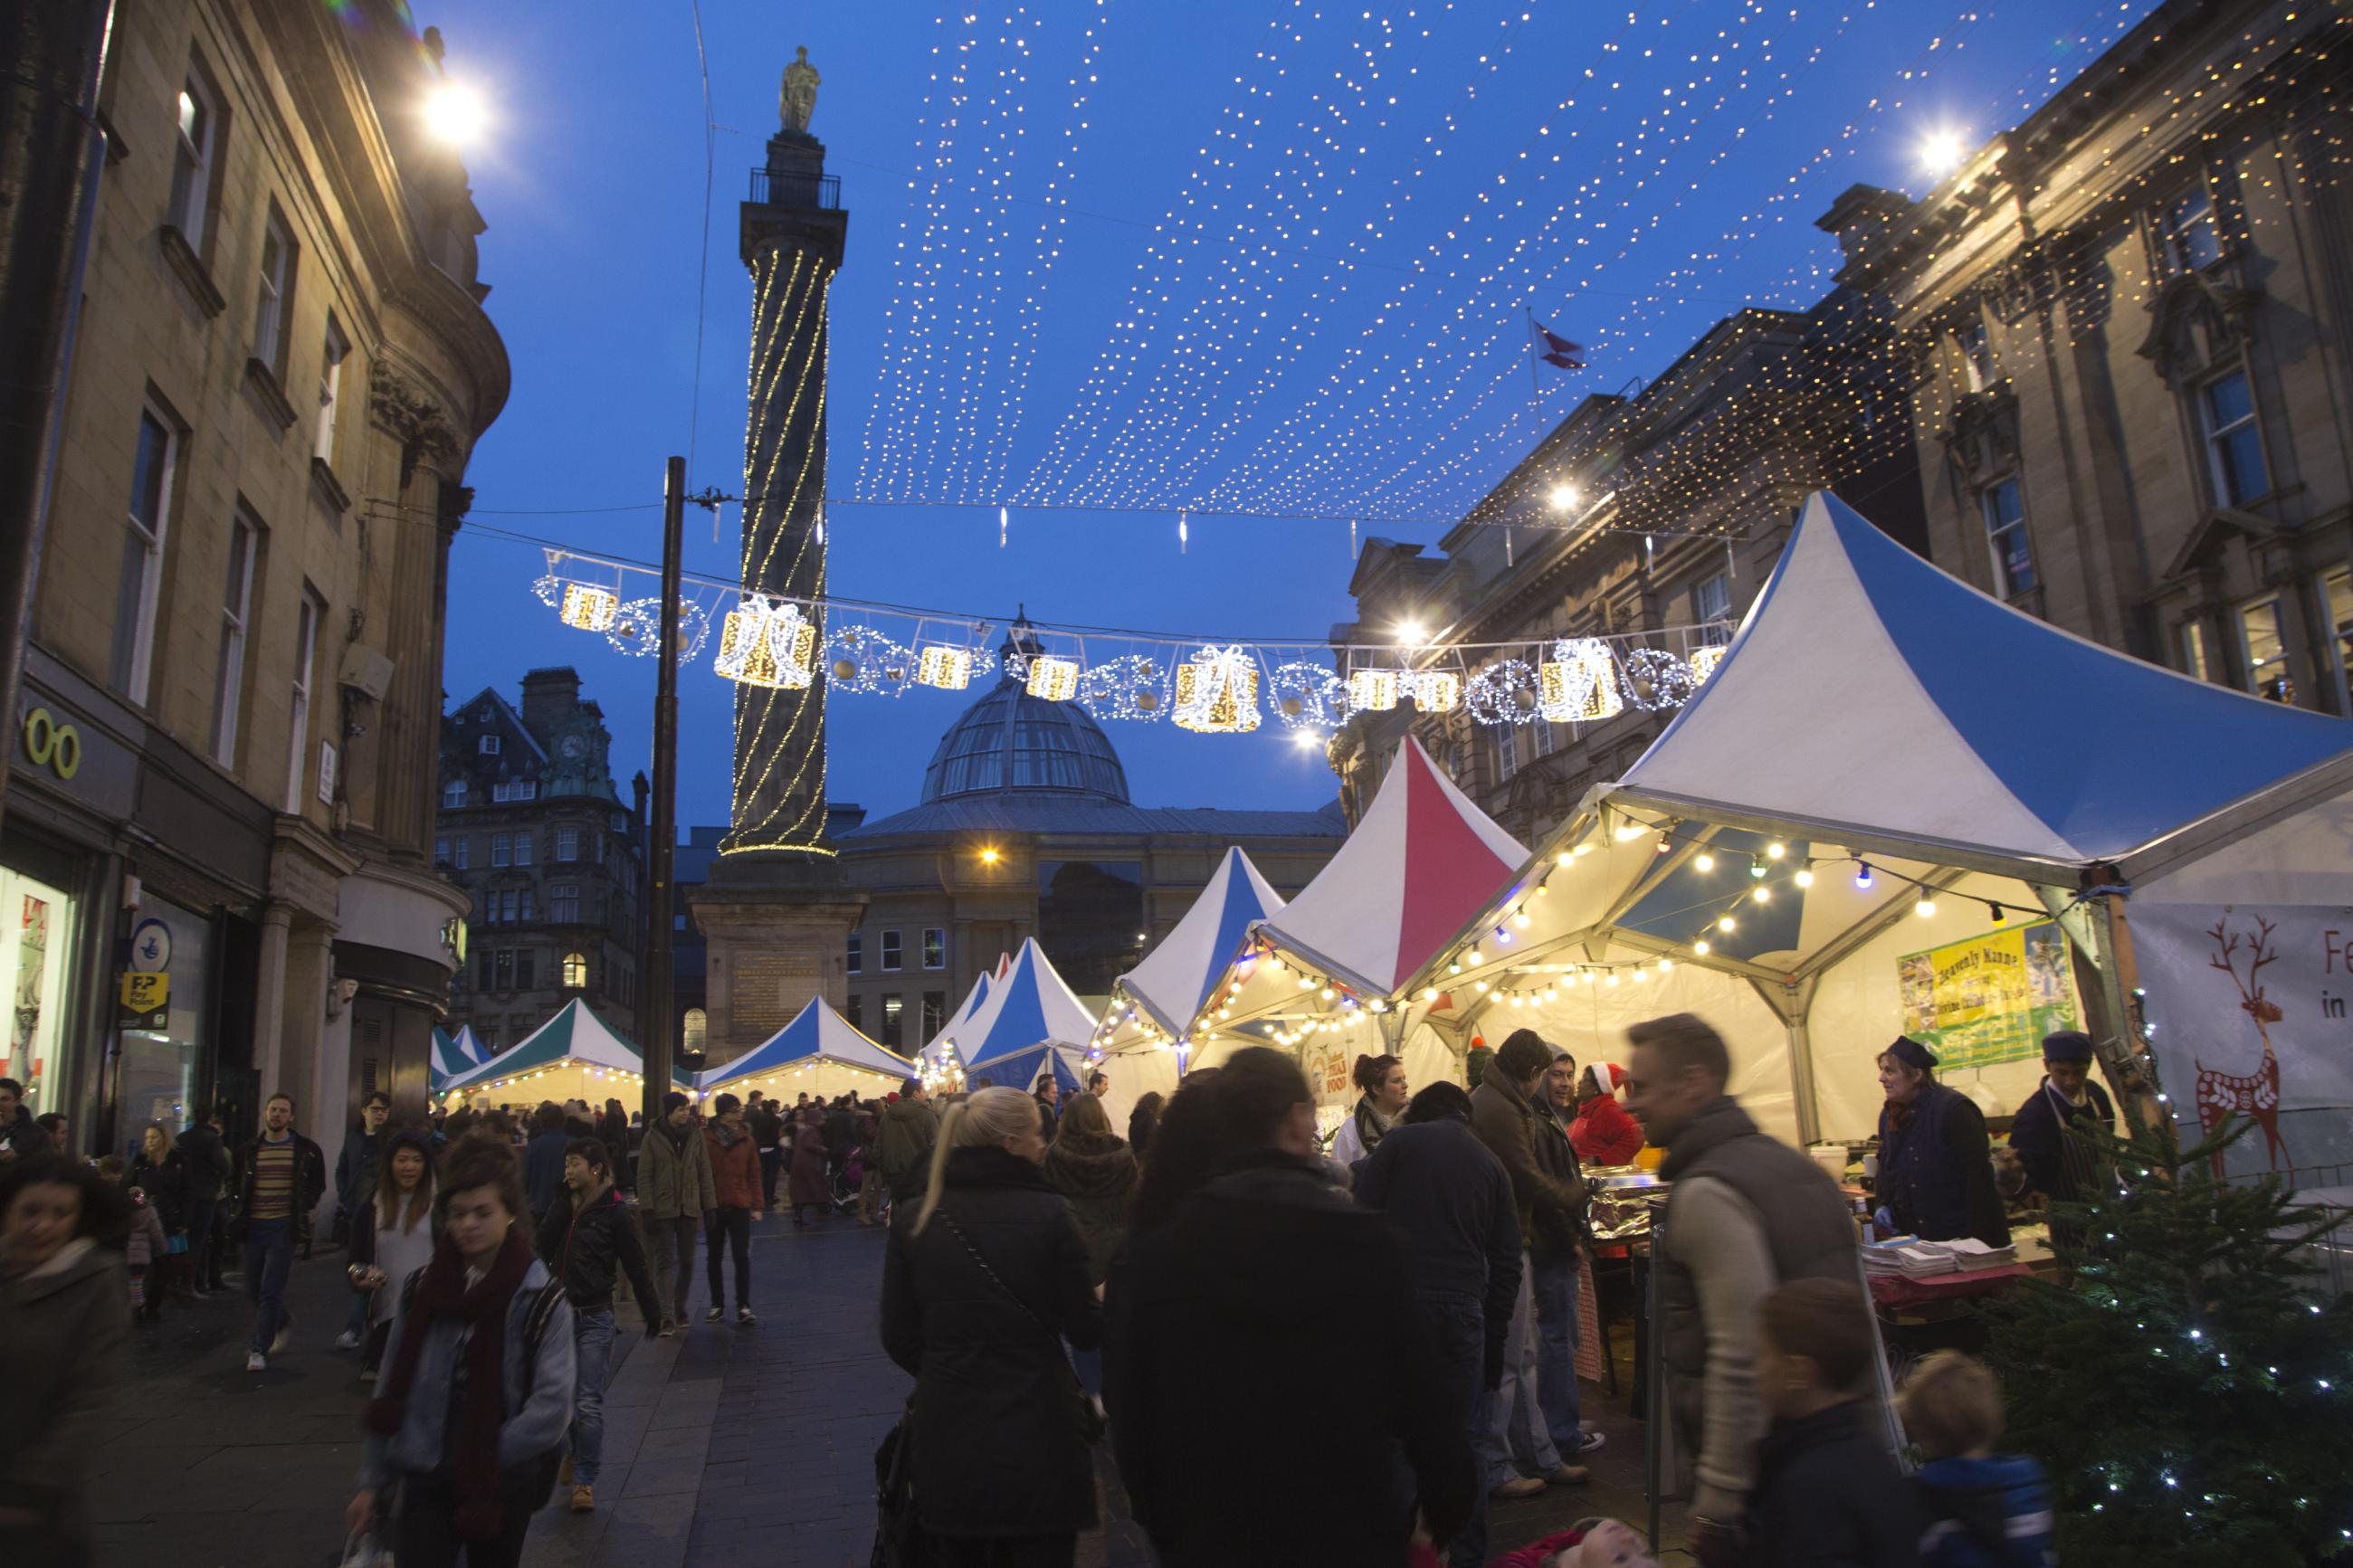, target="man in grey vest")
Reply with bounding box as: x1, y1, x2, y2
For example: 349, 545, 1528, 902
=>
1623, 1013, 1858, 1567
